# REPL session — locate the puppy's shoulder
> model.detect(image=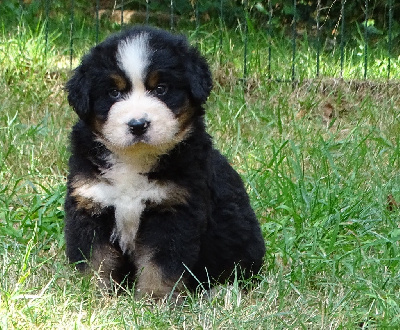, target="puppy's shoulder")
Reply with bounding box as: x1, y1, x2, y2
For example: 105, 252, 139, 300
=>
68, 120, 110, 175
